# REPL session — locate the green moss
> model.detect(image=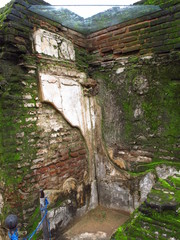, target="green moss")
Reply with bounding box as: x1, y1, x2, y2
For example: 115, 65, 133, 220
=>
169, 176, 180, 188
112, 207, 180, 239
159, 178, 175, 190
147, 189, 174, 204
91, 69, 114, 90
26, 206, 42, 240
128, 56, 139, 64
112, 174, 180, 239
0, 1, 14, 25
91, 55, 180, 176
142, 102, 160, 132
0, 59, 39, 223
0, 203, 11, 222
143, 0, 176, 7
75, 47, 95, 74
